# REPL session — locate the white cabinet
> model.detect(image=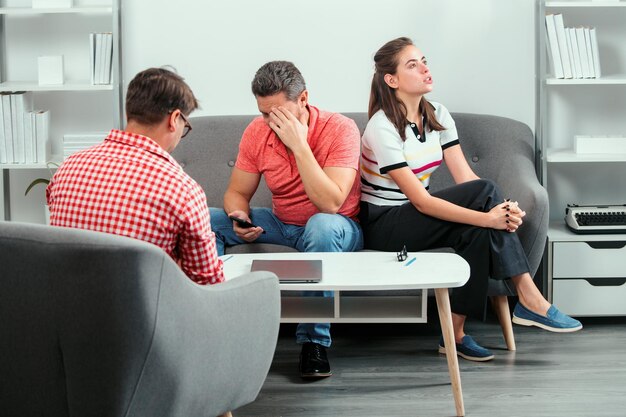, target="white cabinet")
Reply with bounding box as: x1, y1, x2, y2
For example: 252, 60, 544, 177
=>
548, 222, 626, 316
0, 0, 122, 221
539, 1, 626, 314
